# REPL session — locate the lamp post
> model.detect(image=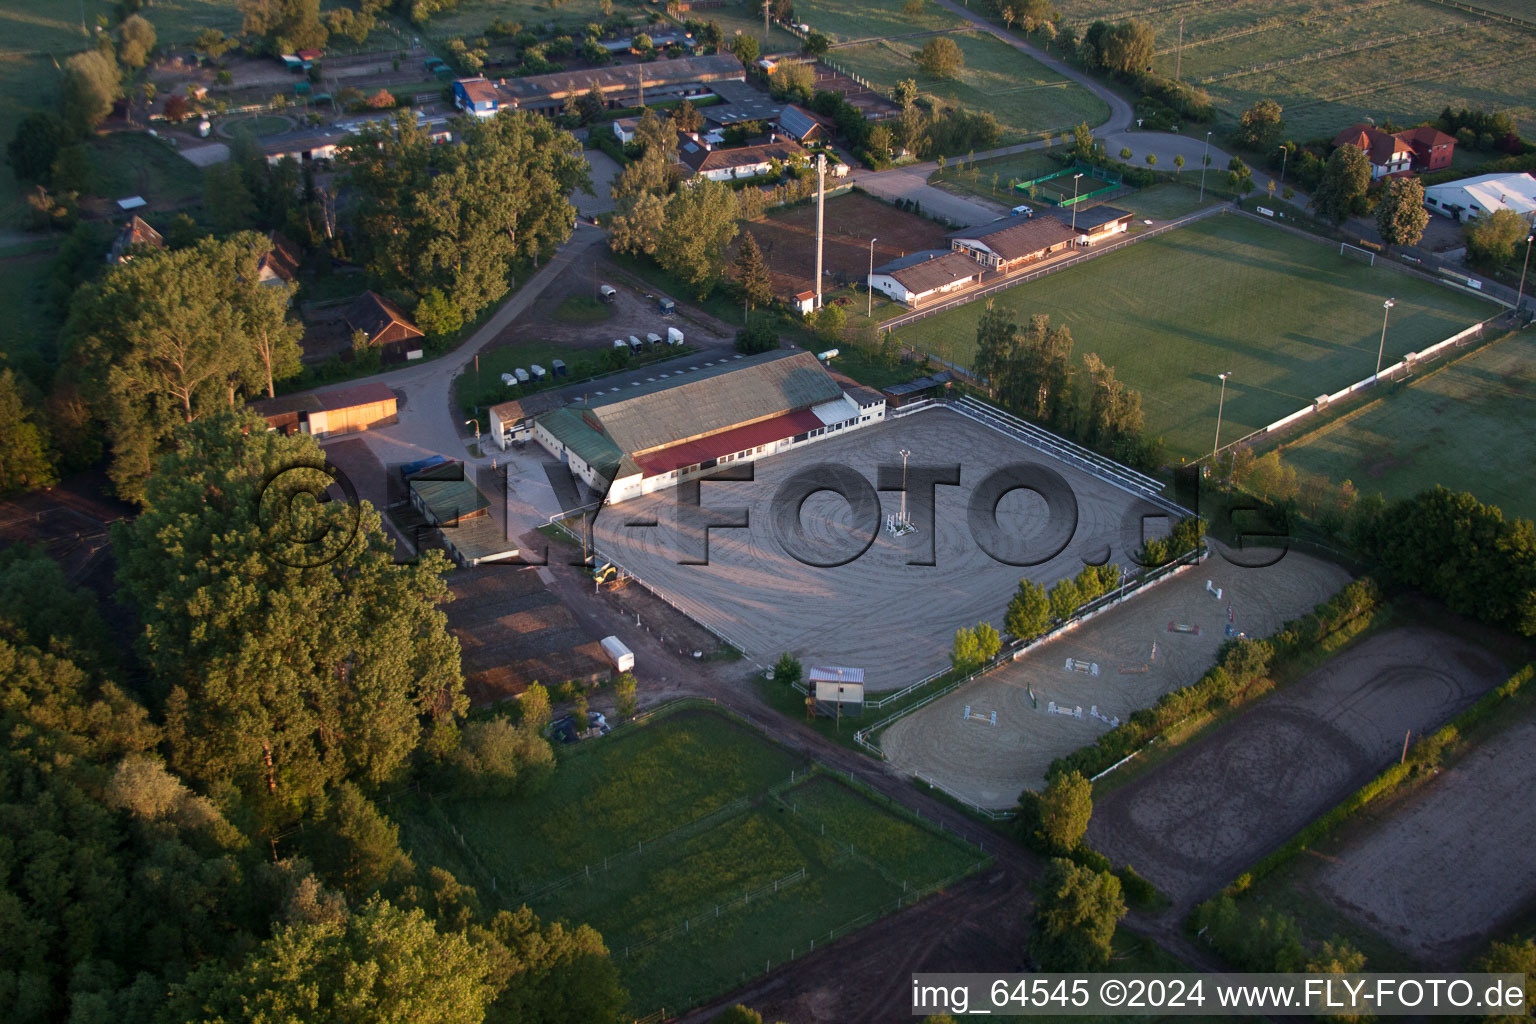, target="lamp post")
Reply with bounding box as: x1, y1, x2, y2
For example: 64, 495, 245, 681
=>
1277, 144, 1288, 187
1375, 298, 1395, 380
1211, 371, 1231, 466
867, 236, 878, 318
1516, 233, 1534, 316
466, 418, 481, 456
1198, 131, 1212, 201
898, 447, 911, 525
1070, 173, 1083, 233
